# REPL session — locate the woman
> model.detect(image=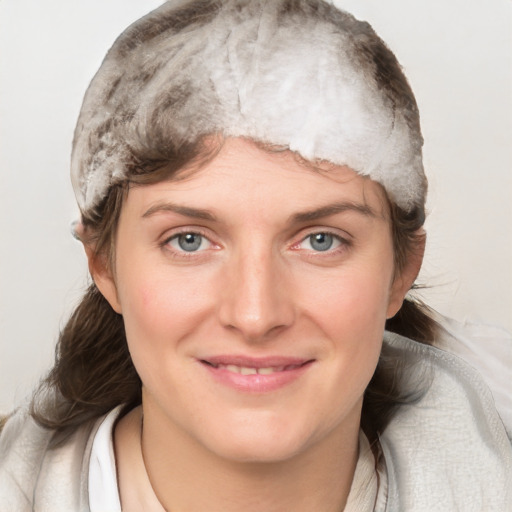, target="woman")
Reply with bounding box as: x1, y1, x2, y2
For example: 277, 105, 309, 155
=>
1, 1, 510, 510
